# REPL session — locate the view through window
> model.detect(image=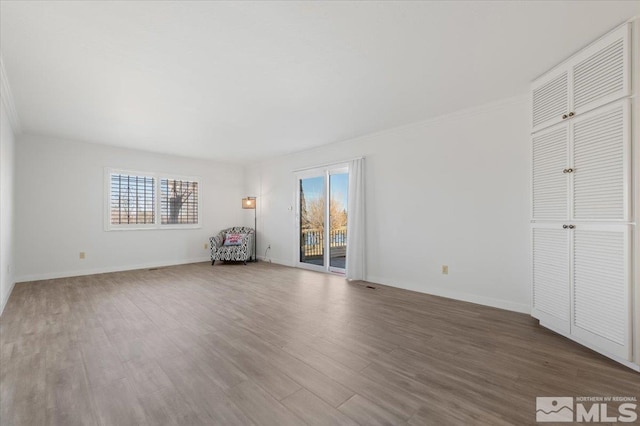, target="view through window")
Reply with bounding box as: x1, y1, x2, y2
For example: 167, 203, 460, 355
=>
107, 169, 200, 229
